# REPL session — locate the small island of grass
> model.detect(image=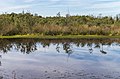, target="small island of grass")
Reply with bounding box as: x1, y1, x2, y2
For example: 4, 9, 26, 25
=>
1, 35, 120, 39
